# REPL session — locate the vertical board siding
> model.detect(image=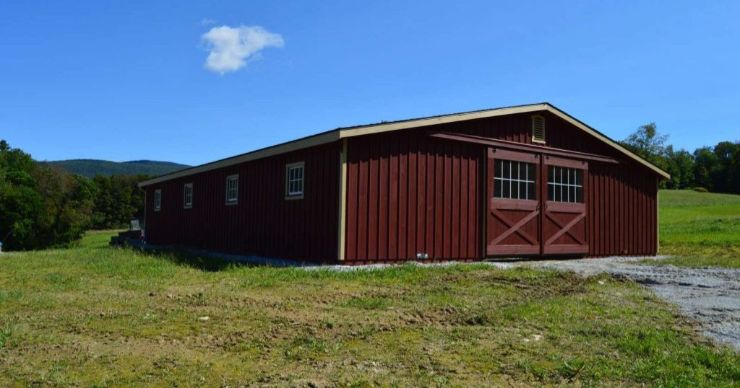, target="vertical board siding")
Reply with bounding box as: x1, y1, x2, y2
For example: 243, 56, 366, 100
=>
345, 131, 481, 262
344, 112, 659, 261
585, 161, 659, 256
146, 110, 659, 264
145, 142, 340, 262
